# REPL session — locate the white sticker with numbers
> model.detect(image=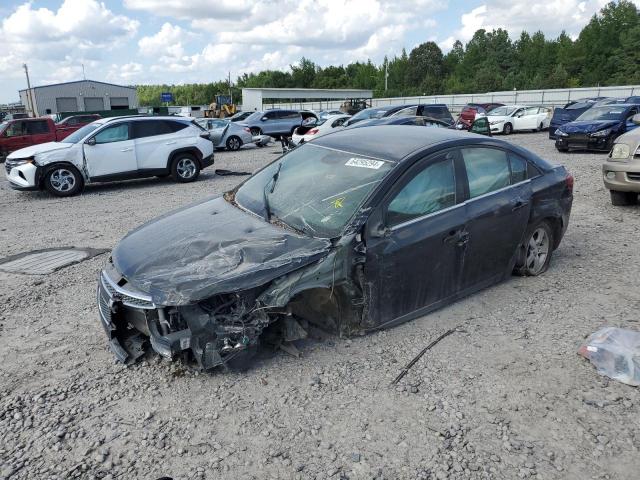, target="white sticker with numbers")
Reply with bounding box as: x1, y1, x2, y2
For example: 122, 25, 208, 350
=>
345, 158, 385, 169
